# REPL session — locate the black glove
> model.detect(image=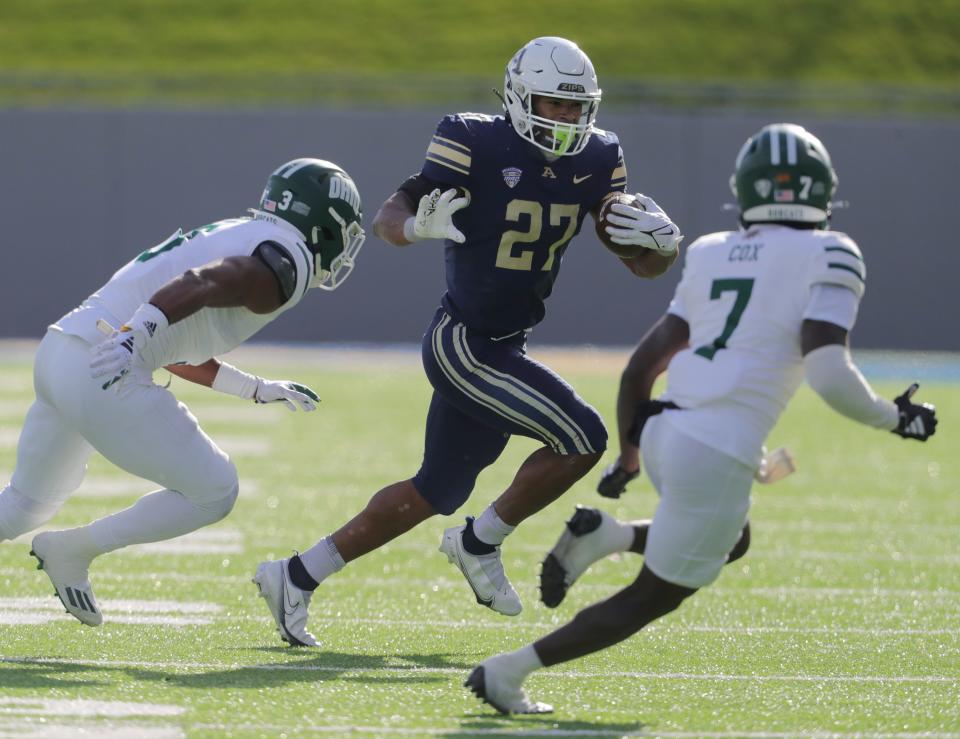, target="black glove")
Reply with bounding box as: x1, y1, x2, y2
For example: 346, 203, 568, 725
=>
597, 461, 640, 499
891, 383, 937, 441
